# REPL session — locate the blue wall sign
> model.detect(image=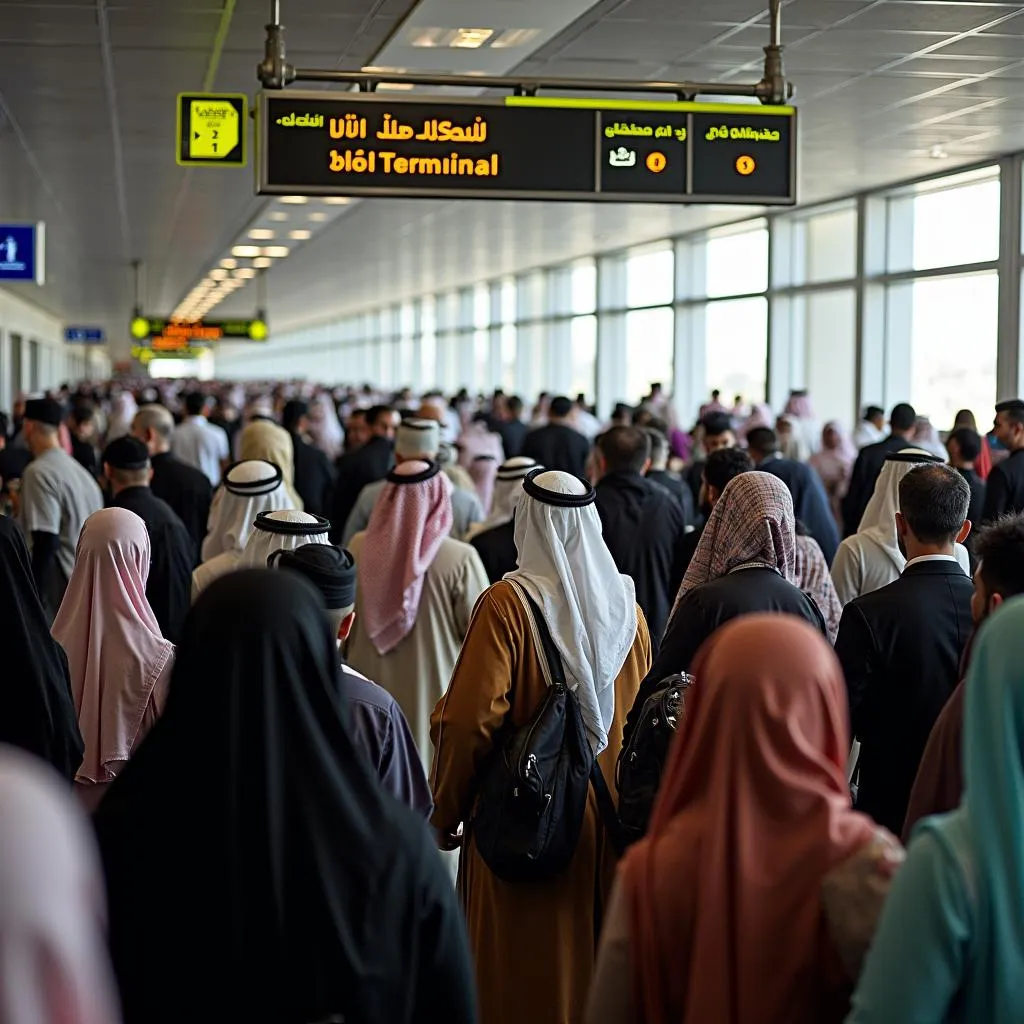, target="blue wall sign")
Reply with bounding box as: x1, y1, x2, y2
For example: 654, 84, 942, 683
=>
64, 326, 105, 344
0, 223, 44, 284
